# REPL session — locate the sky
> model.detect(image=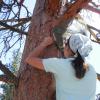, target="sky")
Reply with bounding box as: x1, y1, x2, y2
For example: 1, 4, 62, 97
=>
0, 0, 100, 95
